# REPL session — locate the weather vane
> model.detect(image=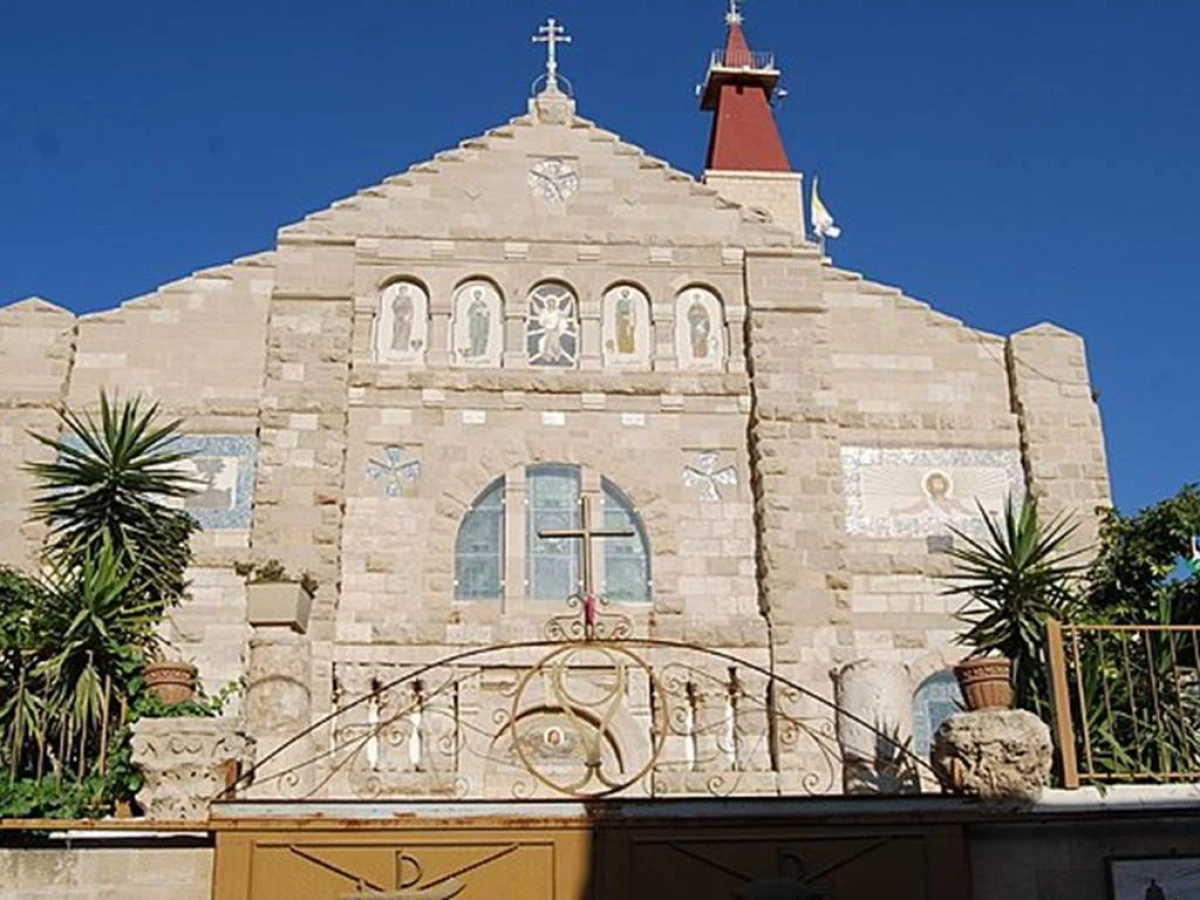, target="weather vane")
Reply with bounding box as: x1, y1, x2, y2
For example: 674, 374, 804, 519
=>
727, 0, 744, 26
533, 17, 572, 91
